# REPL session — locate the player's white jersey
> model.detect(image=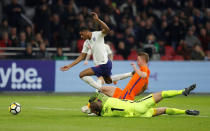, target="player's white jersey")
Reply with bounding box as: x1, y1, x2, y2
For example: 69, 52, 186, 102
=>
105, 44, 112, 55
87, 44, 112, 56
82, 31, 108, 65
